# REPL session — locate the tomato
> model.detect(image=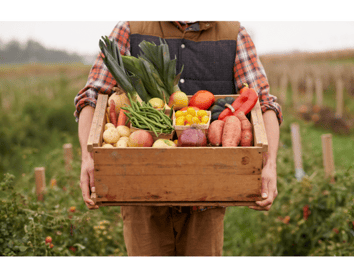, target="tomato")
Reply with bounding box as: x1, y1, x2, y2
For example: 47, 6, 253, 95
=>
45, 236, 52, 244
188, 90, 215, 110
